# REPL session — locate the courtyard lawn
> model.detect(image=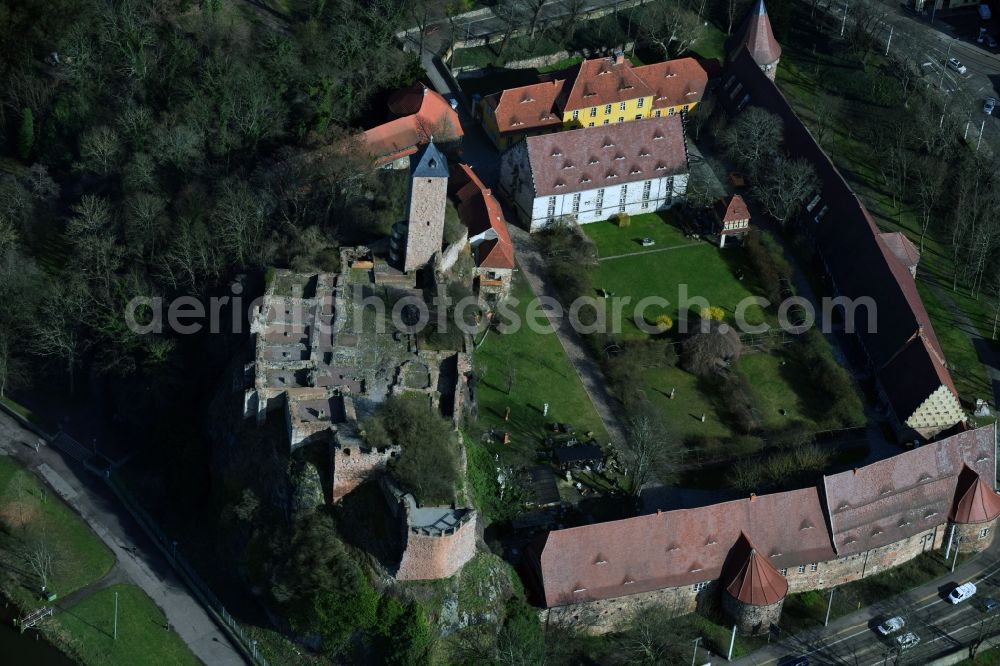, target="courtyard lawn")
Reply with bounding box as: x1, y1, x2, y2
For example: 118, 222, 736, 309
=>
53, 584, 200, 666
690, 22, 727, 61
740, 349, 825, 429
642, 365, 731, 441
581, 213, 692, 258
0, 456, 114, 605
474, 275, 610, 466
589, 240, 766, 339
